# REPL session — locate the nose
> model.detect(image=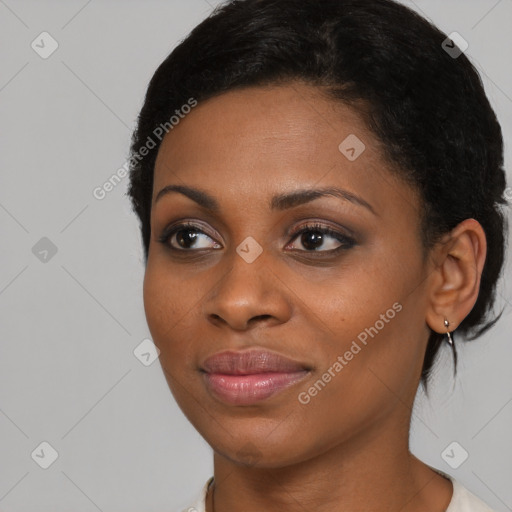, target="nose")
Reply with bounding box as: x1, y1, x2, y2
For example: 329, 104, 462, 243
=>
203, 253, 292, 331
